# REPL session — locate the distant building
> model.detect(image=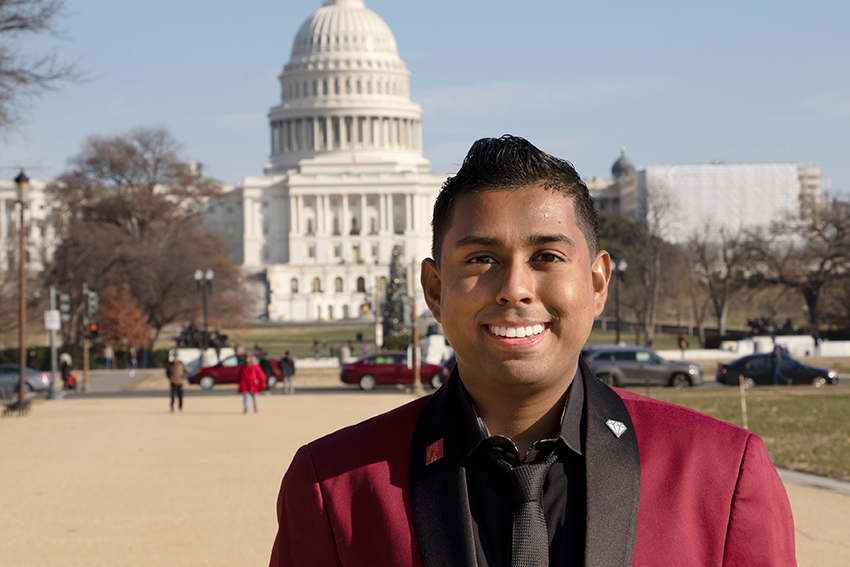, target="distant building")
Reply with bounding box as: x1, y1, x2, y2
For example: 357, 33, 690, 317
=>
0, 176, 54, 274
205, 0, 445, 321
587, 149, 827, 244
